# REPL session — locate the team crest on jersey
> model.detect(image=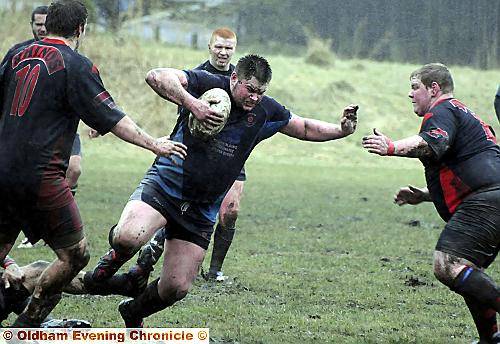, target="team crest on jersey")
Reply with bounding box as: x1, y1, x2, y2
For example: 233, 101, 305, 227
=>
12, 44, 65, 75
246, 113, 257, 127
426, 128, 449, 139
